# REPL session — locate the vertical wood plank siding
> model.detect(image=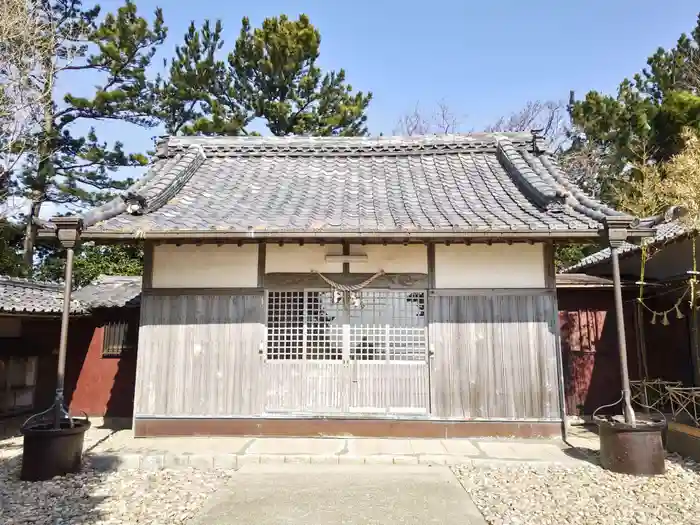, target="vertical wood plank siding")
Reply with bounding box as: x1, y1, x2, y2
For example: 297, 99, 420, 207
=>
134, 293, 264, 417
350, 363, 429, 414
430, 293, 560, 420
264, 362, 347, 413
